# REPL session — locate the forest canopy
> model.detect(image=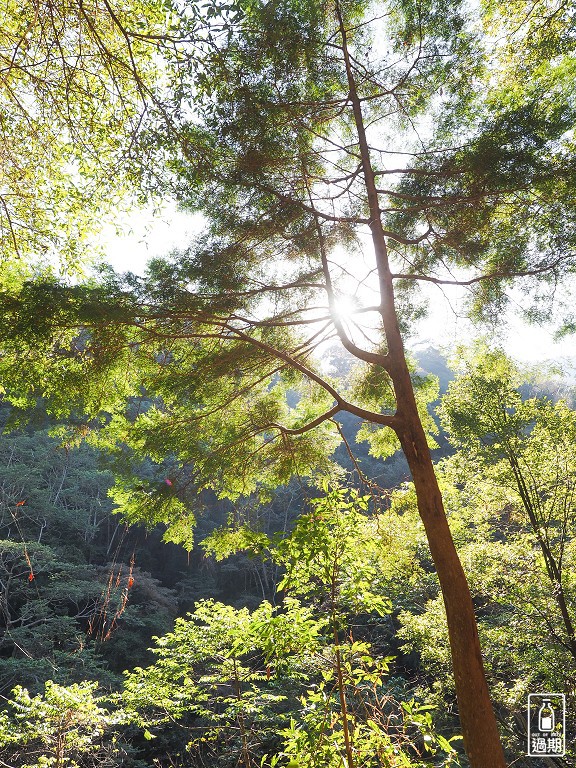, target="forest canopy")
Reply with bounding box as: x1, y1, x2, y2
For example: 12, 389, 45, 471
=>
1, 0, 576, 767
